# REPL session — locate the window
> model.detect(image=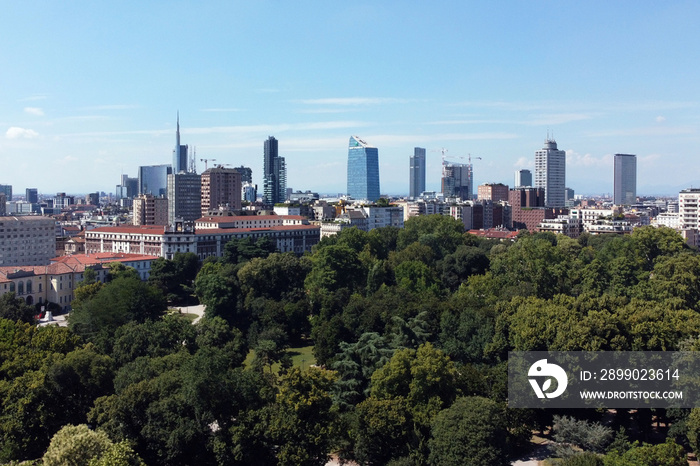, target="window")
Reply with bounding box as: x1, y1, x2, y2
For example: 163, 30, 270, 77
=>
17, 282, 23, 295
9, 283, 14, 292
26, 281, 32, 294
